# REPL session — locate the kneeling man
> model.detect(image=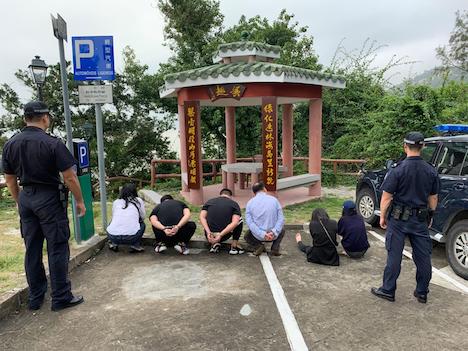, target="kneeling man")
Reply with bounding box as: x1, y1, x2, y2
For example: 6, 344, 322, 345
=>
200, 188, 244, 254
150, 195, 196, 255
245, 182, 285, 256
